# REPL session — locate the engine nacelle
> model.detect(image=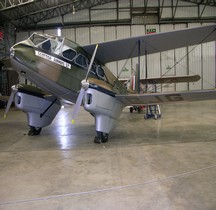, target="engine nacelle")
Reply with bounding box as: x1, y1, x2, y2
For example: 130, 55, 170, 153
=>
15, 85, 61, 128
84, 87, 123, 134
